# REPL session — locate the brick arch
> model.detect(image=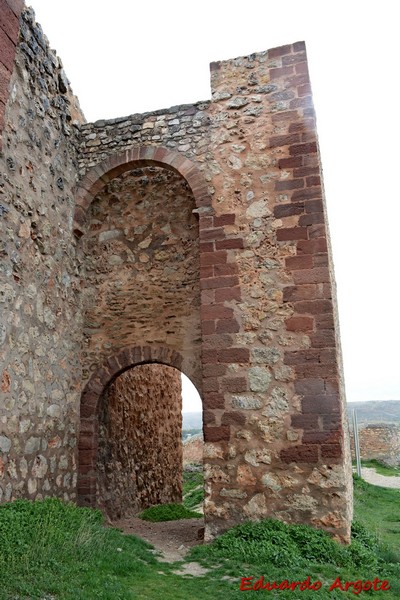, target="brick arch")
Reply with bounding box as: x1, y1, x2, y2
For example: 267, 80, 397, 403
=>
77, 344, 195, 508
73, 146, 211, 238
